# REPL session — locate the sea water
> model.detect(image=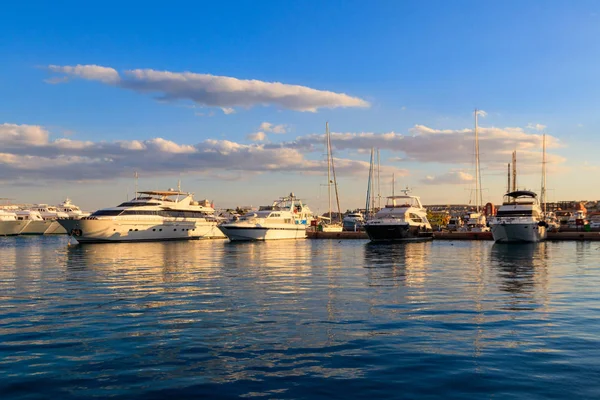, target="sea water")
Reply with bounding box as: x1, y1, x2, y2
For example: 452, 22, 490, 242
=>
1, 236, 600, 399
